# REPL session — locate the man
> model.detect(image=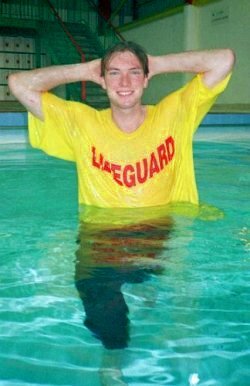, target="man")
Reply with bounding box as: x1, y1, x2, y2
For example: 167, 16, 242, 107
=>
8, 42, 235, 350
8, 41, 235, 210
